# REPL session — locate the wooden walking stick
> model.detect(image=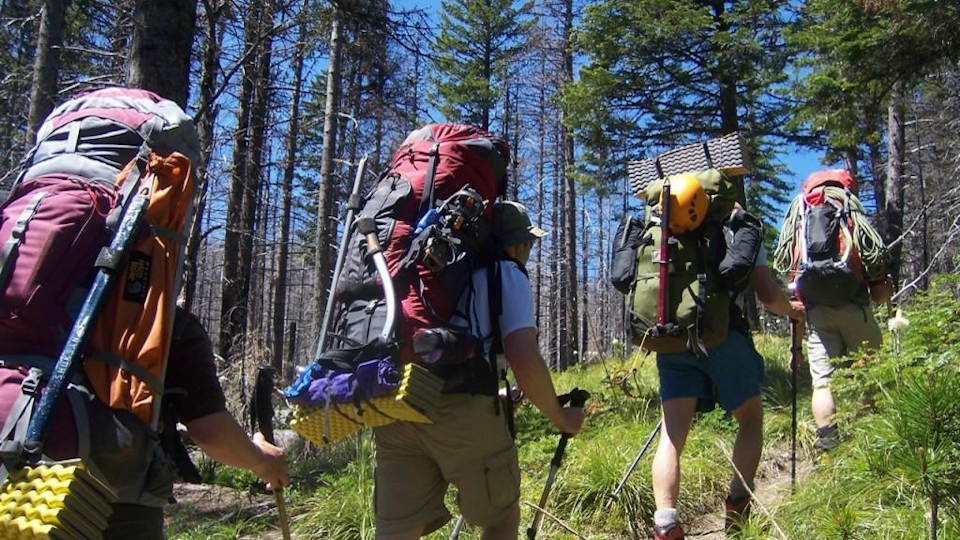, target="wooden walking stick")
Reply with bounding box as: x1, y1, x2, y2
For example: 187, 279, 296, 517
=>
253, 366, 292, 540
